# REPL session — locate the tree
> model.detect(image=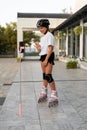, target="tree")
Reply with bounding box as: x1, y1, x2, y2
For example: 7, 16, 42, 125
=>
23, 31, 40, 46
0, 26, 7, 54
0, 22, 40, 56
4, 22, 17, 53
